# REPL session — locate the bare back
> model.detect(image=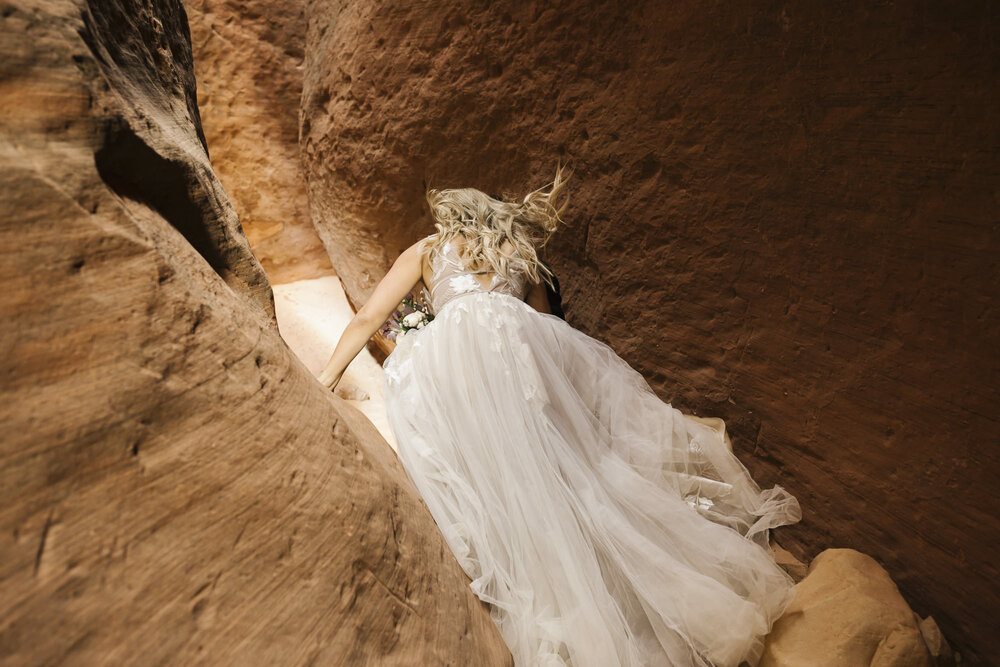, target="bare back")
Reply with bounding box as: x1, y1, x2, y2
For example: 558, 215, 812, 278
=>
421, 235, 530, 315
